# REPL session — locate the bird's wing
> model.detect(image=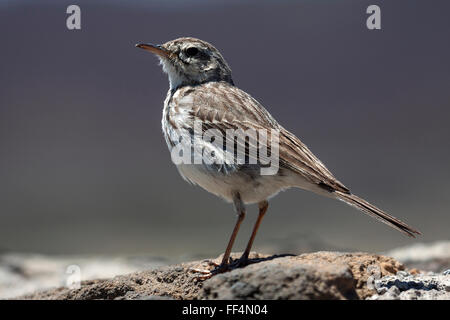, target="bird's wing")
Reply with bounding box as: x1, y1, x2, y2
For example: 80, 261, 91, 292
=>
171, 82, 349, 193
278, 127, 349, 193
